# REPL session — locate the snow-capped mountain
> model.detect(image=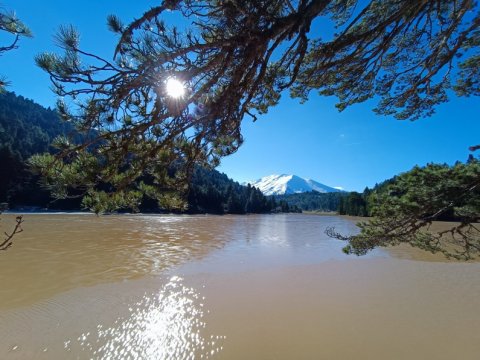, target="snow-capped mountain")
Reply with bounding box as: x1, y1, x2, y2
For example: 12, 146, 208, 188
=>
247, 174, 342, 196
